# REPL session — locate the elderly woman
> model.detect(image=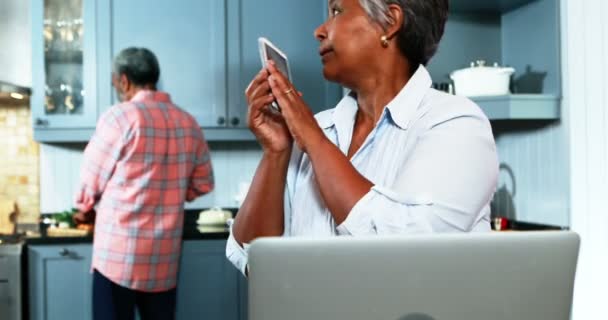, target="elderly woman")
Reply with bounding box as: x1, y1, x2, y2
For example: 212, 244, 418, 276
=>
227, 0, 498, 274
